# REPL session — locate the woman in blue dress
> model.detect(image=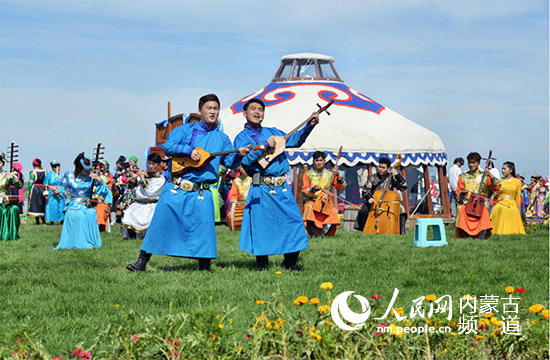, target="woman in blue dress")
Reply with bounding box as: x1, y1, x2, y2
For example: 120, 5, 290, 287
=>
53, 153, 111, 250
44, 160, 65, 224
